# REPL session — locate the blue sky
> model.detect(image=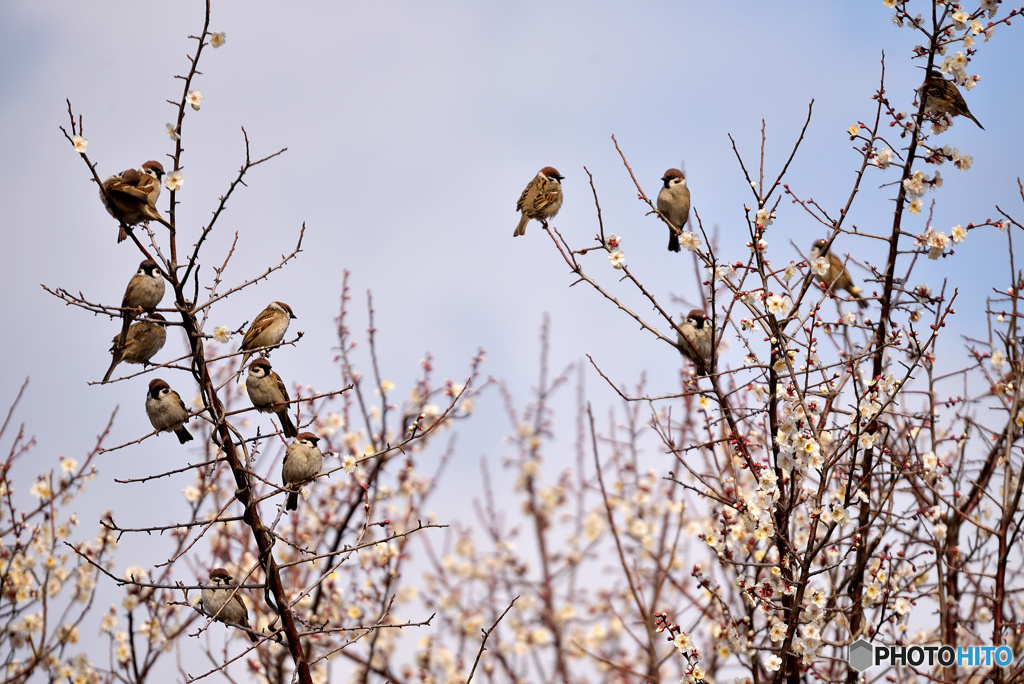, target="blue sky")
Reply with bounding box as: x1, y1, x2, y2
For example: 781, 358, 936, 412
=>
1, 0, 1022, 676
